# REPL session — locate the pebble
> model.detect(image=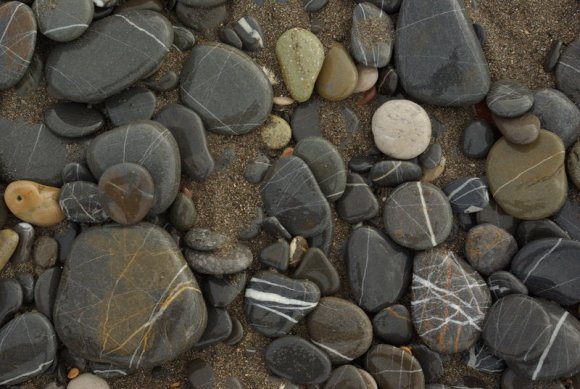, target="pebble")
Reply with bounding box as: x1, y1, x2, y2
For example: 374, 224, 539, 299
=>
412, 250, 491, 353
11, 222, 34, 264
181, 43, 273, 135
568, 140, 580, 188
5, 181, 64, 227
233, 15, 264, 51
293, 248, 340, 295
384, 182, 453, 250
473, 23, 486, 45
98, 163, 155, 225
350, 2, 394, 68
419, 144, 442, 169
324, 365, 367, 389
53, 224, 207, 369
370, 160, 423, 187
33, 0, 92, 42
461, 119, 497, 159
219, 27, 243, 49
288, 236, 308, 267
372, 304, 413, 346
144, 70, 179, 92
465, 224, 517, 276
194, 307, 232, 348
67, 374, 109, 389
544, 40, 562, 72
476, 199, 519, 234
395, 0, 489, 106
553, 200, 580, 241
0, 2, 37, 89
493, 113, 540, 145
355, 0, 401, 12
116, 0, 164, 12
354, 65, 378, 93
347, 226, 412, 312
185, 243, 252, 275
486, 130, 566, 220
411, 344, 443, 383
556, 37, 580, 106
315, 42, 358, 101
0, 229, 19, 271
0, 279, 23, 325
336, 173, 378, 223
184, 229, 228, 251
302, 0, 327, 11
175, 3, 227, 31
531, 88, 580, 148
44, 103, 104, 138
33, 236, 58, 269
59, 181, 108, 224
15, 271, 35, 304
372, 100, 431, 159
244, 270, 320, 337
349, 155, 379, 173
93, 5, 114, 19
0, 195, 6, 228
186, 359, 215, 389
343, 107, 360, 135
443, 177, 489, 213
62, 163, 95, 183
34, 267, 61, 320
14, 52, 43, 96
515, 219, 569, 247
500, 368, 563, 389
308, 220, 333, 256
105, 87, 157, 126
486, 80, 534, 118
265, 336, 332, 385
260, 240, 289, 271
462, 342, 506, 374
276, 27, 325, 102
365, 344, 425, 389
172, 25, 196, 51
306, 297, 372, 363
223, 317, 244, 346
178, 0, 227, 6
261, 115, 292, 149
291, 99, 321, 141
201, 272, 247, 308
244, 154, 271, 184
